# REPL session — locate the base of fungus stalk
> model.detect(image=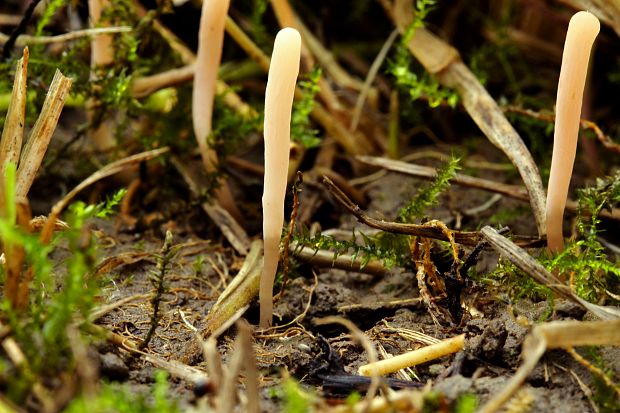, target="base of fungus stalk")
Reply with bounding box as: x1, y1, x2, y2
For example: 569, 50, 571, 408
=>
546, 210, 564, 253
259, 240, 279, 328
